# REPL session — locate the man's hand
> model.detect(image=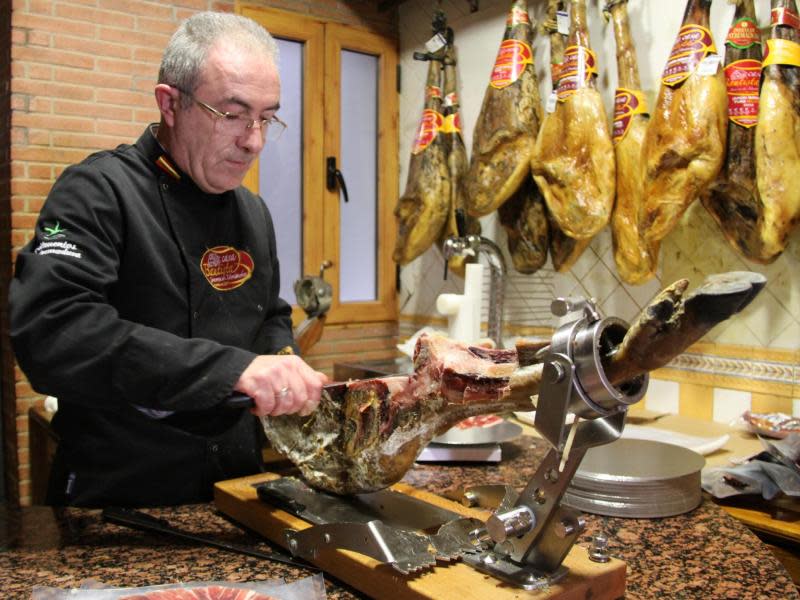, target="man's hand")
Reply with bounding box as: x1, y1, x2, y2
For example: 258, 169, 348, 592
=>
234, 355, 329, 417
